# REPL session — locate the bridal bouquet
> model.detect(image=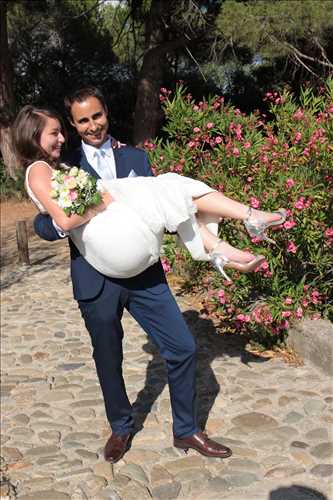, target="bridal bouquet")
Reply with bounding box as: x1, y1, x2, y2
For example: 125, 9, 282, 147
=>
50, 166, 102, 216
